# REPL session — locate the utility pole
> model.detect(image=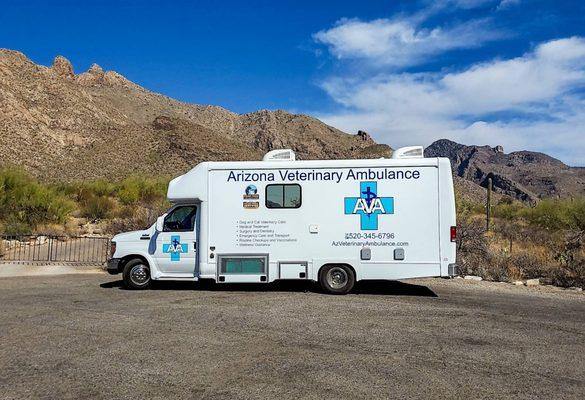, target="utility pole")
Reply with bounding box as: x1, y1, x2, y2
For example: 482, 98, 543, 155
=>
486, 177, 492, 231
